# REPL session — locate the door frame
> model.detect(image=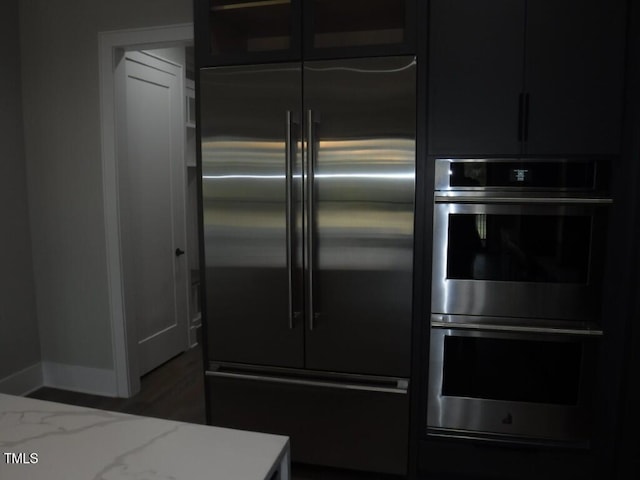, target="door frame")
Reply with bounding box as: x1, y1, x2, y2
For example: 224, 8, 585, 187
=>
98, 23, 193, 397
